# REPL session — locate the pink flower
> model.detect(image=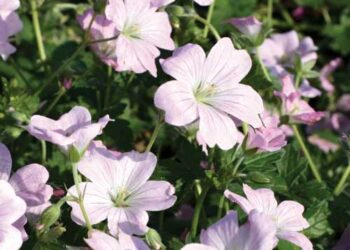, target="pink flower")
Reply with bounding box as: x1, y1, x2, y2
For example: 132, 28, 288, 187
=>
319, 58, 342, 94
67, 149, 176, 235
80, 0, 175, 77
225, 184, 312, 250
0, 180, 26, 250
181, 210, 277, 250
85, 230, 149, 250
246, 111, 287, 152
27, 106, 111, 155
150, 0, 175, 8
154, 38, 264, 151
275, 75, 324, 125
227, 16, 262, 39
336, 94, 350, 113
0, 0, 22, 60
0, 143, 53, 239
307, 135, 339, 153
258, 31, 317, 76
